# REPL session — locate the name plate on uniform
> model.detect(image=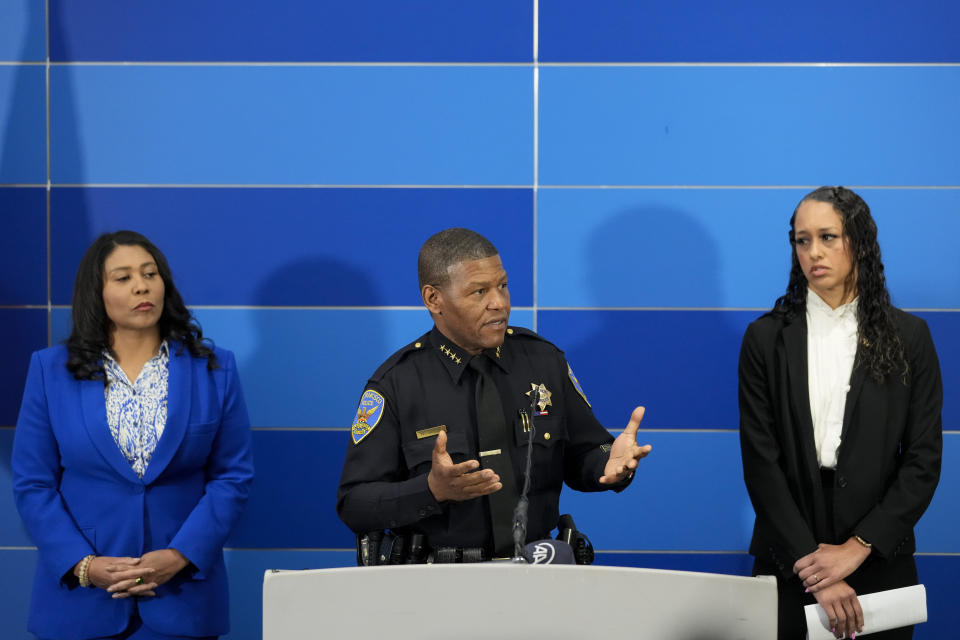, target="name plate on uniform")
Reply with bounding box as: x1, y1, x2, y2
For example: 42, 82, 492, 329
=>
416, 425, 447, 439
